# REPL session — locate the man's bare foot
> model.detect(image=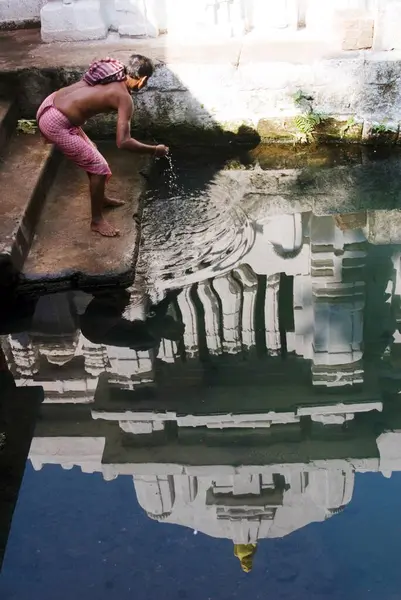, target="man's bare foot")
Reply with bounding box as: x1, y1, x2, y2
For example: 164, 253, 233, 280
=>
104, 196, 125, 208
91, 218, 120, 237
